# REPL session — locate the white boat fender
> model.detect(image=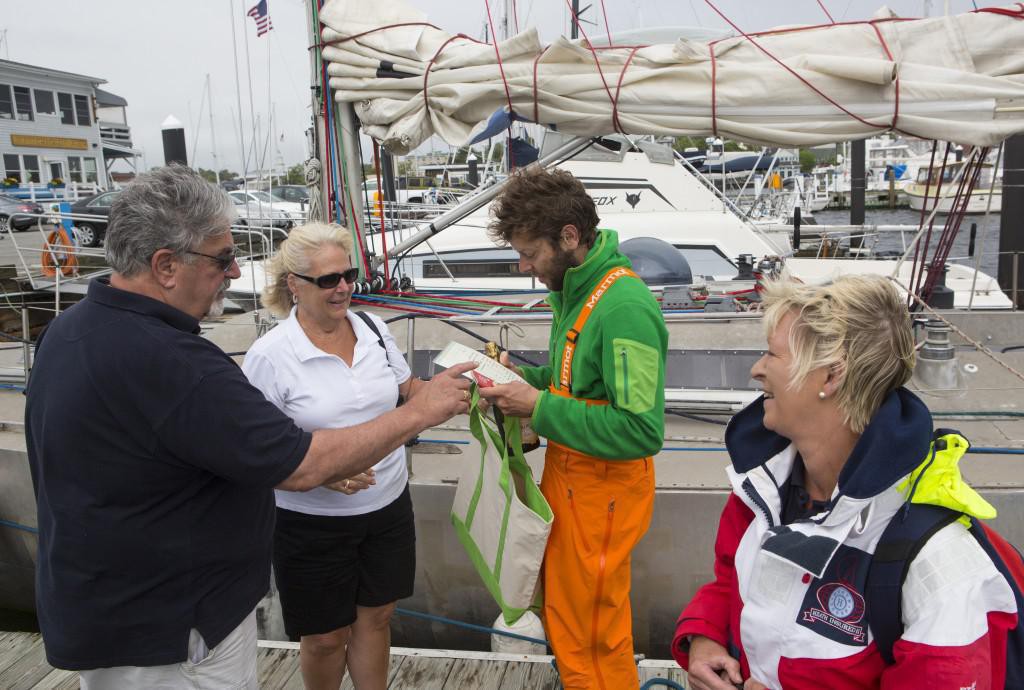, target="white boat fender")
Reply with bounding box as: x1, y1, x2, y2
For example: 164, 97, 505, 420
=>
490, 611, 547, 655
